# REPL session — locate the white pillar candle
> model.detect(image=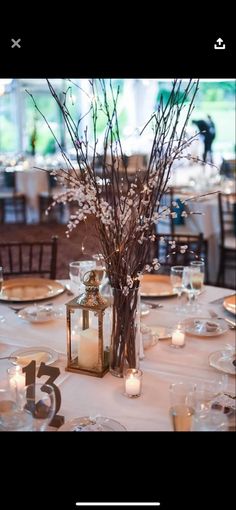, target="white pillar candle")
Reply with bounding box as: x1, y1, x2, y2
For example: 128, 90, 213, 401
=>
125, 373, 141, 396
172, 329, 185, 346
78, 327, 98, 369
